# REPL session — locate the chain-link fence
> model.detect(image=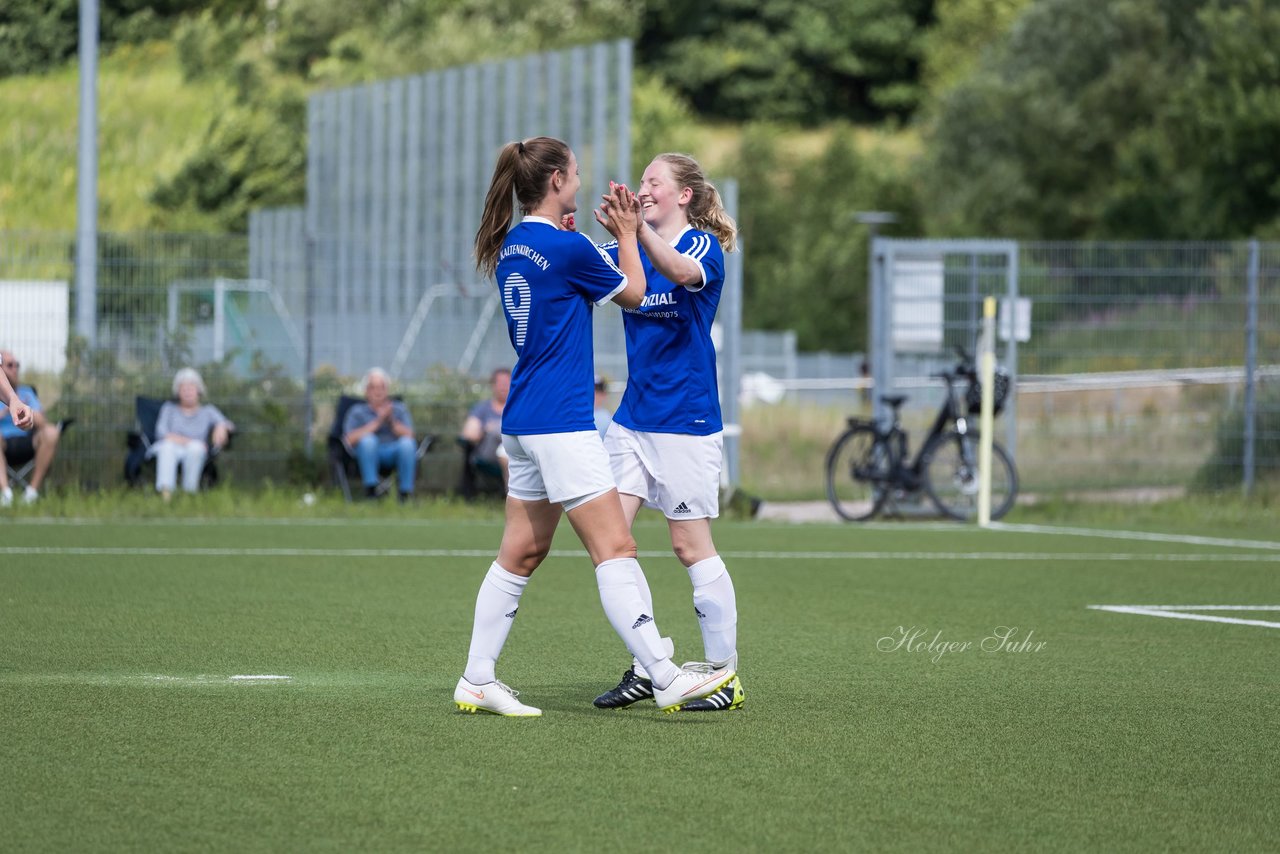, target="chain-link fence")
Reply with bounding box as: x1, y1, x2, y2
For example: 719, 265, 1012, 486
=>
870, 239, 1280, 498
0, 218, 746, 496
